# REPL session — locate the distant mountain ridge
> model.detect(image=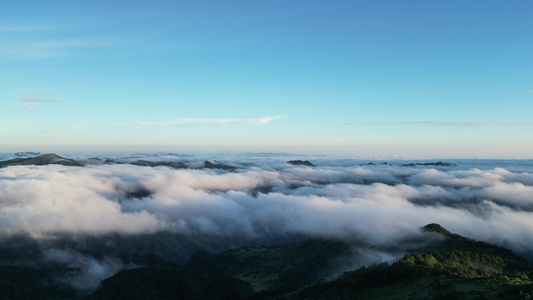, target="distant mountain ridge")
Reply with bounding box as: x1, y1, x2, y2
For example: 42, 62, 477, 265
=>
287, 160, 316, 167
0, 152, 466, 171
0, 153, 81, 168
401, 161, 457, 167
0, 153, 238, 171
